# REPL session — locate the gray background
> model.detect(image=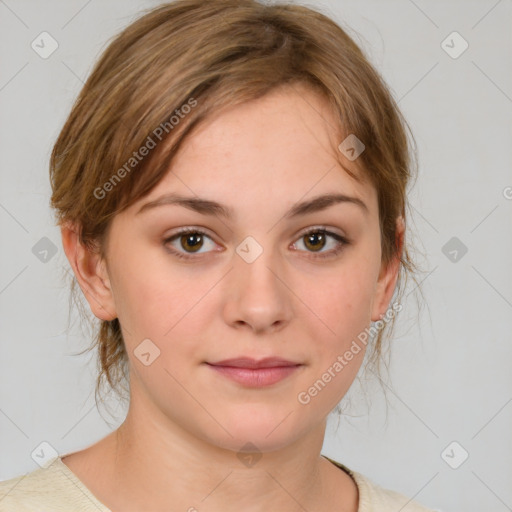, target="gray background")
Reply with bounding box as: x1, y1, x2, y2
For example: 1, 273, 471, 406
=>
1, 1, 511, 511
